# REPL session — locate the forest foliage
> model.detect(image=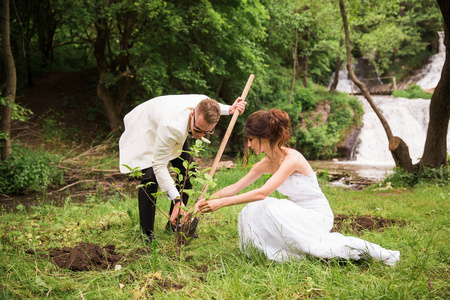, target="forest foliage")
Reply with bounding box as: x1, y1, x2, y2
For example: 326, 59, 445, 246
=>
0, 0, 444, 160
